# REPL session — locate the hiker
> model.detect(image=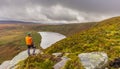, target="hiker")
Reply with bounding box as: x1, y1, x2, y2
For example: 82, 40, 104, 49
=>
25, 32, 36, 56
